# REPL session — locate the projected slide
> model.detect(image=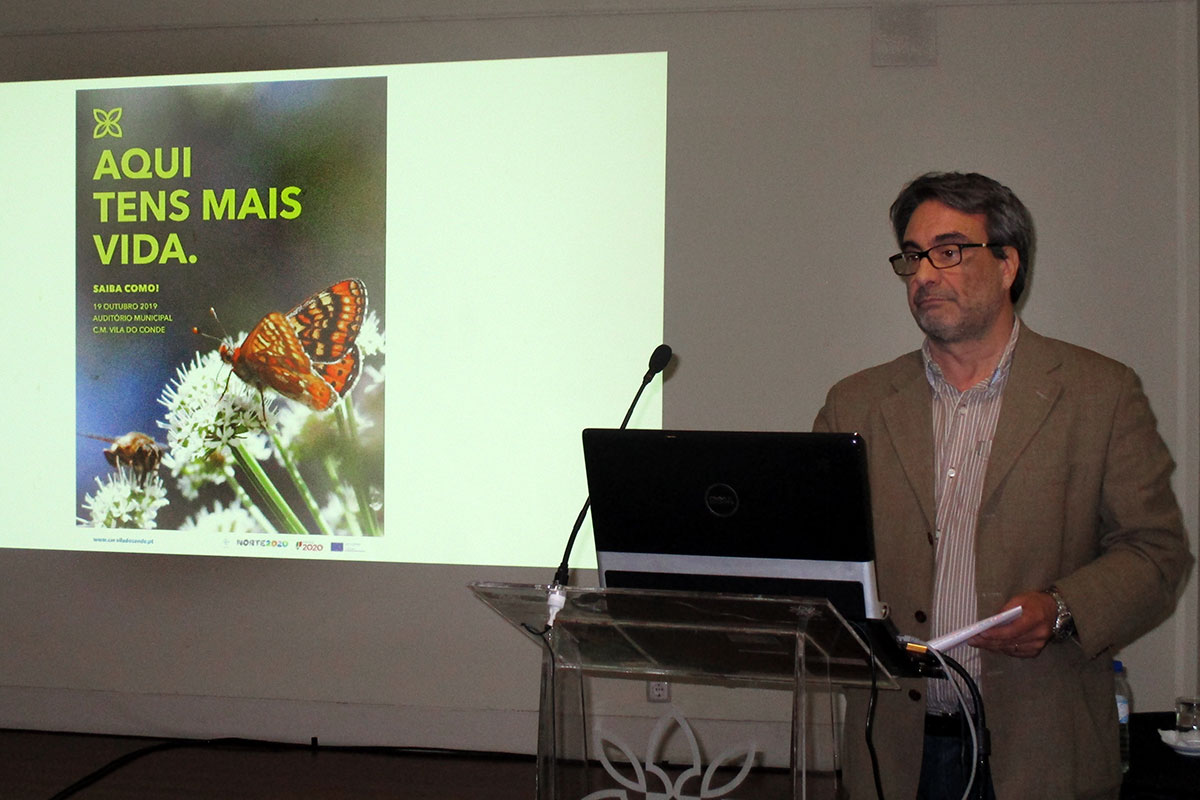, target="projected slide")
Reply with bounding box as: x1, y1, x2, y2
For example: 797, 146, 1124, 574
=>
77, 78, 387, 540
1, 53, 667, 565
